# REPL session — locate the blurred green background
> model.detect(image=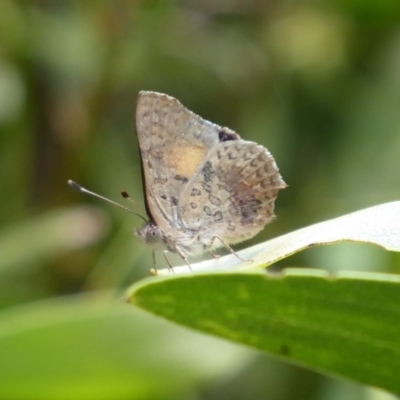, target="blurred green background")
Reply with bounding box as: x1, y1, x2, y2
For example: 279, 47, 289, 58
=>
0, 0, 399, 399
